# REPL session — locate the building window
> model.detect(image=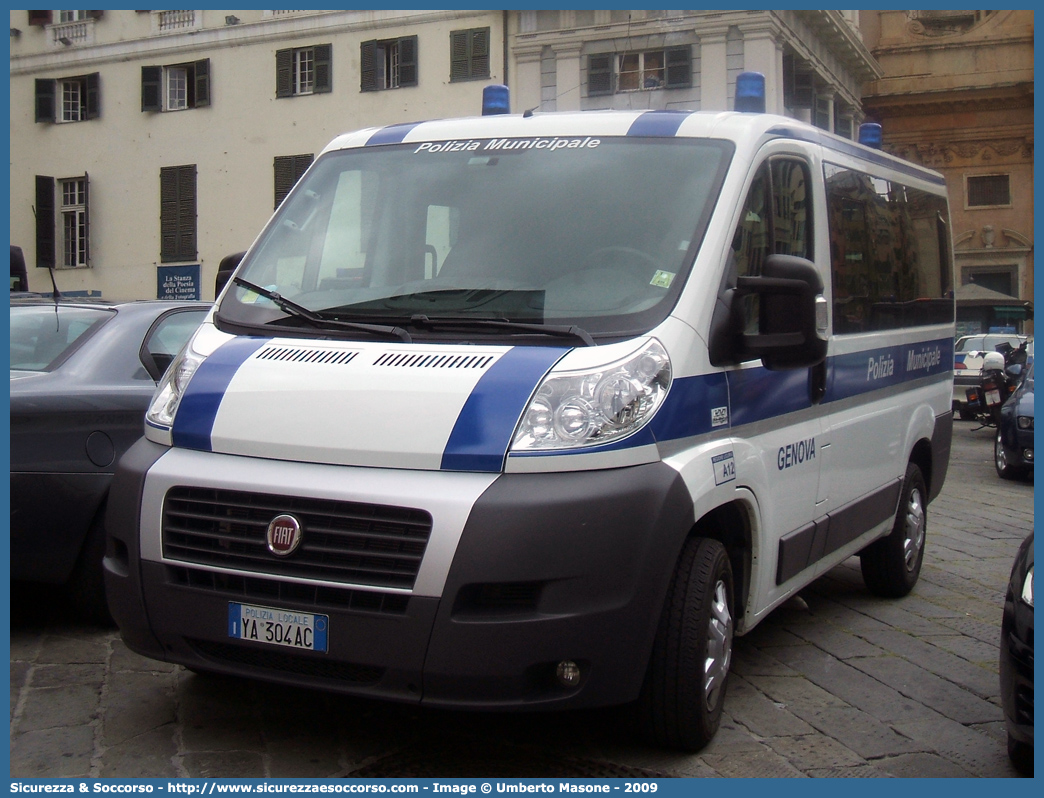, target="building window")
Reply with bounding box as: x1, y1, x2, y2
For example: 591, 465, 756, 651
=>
587, 47, 691, 96
160, 165, 197, 263
34, 174, 90, 269
361, 36, 418, 91
60, 178, 89, 268
966, 174, 1011, 208
274, 154, 314, 209
141, 60, 210, 112
450, 28, 490, 82
965, 267, 1016, 297
34, 73, 100, 123
276, 45, 332, 97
